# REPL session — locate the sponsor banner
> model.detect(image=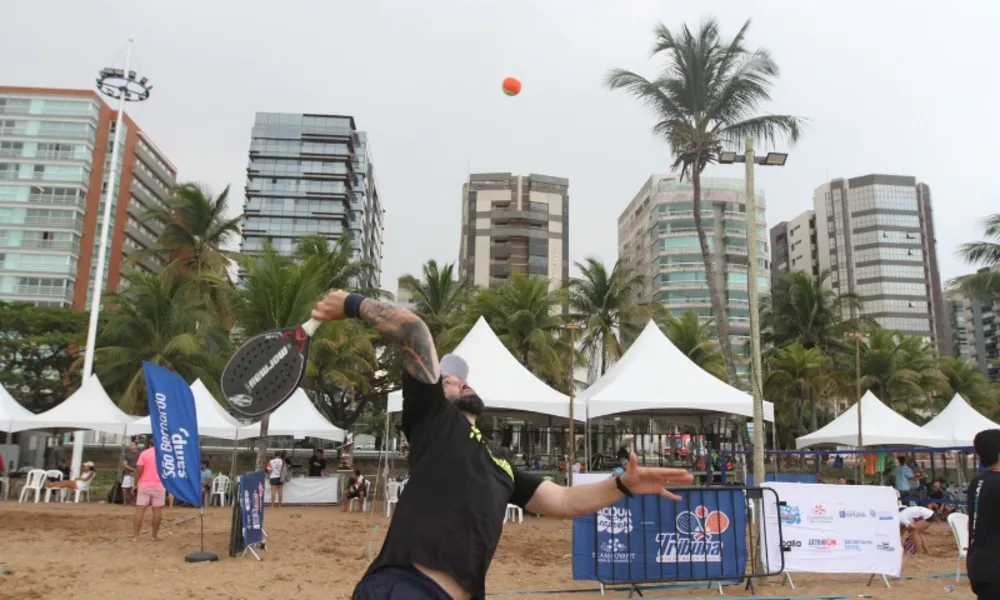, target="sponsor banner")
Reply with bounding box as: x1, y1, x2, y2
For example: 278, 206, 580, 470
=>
761, 482, 901, 577
572, 489, 748, 582
239, 471, 266, 547
142, 361, 202, 507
